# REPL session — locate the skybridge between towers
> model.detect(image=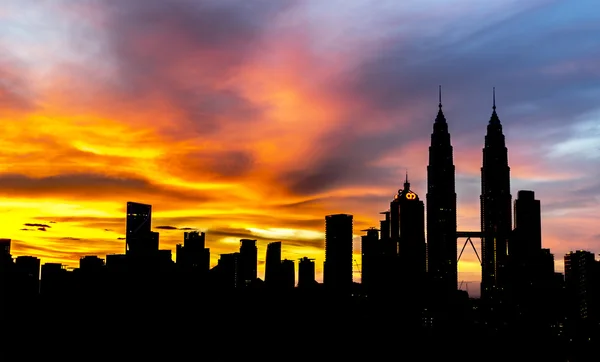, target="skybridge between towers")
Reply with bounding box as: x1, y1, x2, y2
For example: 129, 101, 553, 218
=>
456, 231, 482, 265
